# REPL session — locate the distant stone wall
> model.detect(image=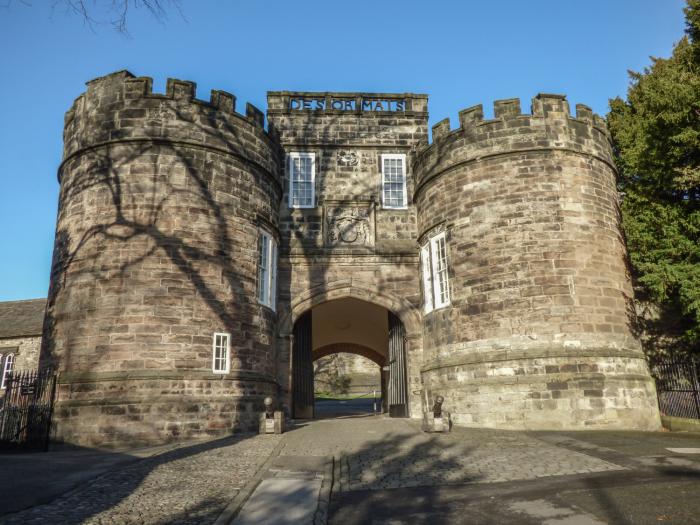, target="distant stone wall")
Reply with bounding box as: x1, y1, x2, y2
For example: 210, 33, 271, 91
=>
314, 353, 381, 393
413, 95, 660, 430
0, 336, 41, 397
